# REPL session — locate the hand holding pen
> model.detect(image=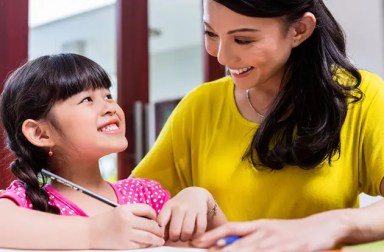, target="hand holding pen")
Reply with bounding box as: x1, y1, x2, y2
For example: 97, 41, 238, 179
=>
40, 169, 160, 224
40, 169, 165, 248
216, 235, 241, 247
